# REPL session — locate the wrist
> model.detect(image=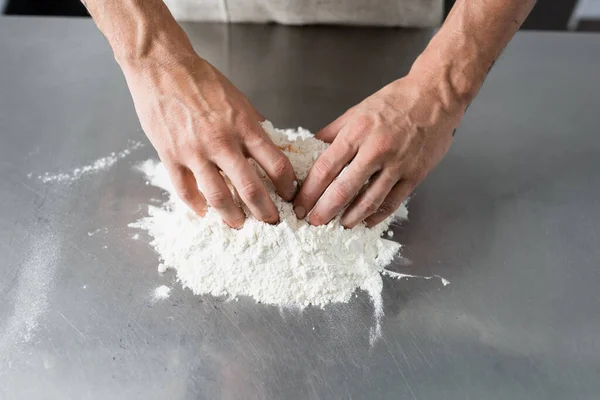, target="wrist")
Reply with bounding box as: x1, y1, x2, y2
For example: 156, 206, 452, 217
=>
119, 46, 198, 80
113, 21, 197, 75
409, 51, 483, 112
410, 32, 492, 111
